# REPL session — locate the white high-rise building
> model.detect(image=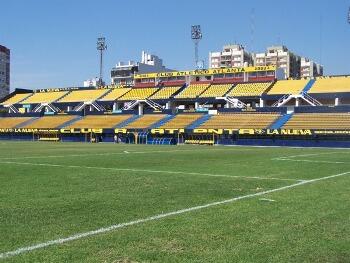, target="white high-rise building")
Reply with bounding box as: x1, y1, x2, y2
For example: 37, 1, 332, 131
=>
0, 45, 10, 98
111, 51, 172, 85
300, 57, 323, 78
253, 45, 301, 79
83, 78, 100, 87
209, 44, 252, 69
